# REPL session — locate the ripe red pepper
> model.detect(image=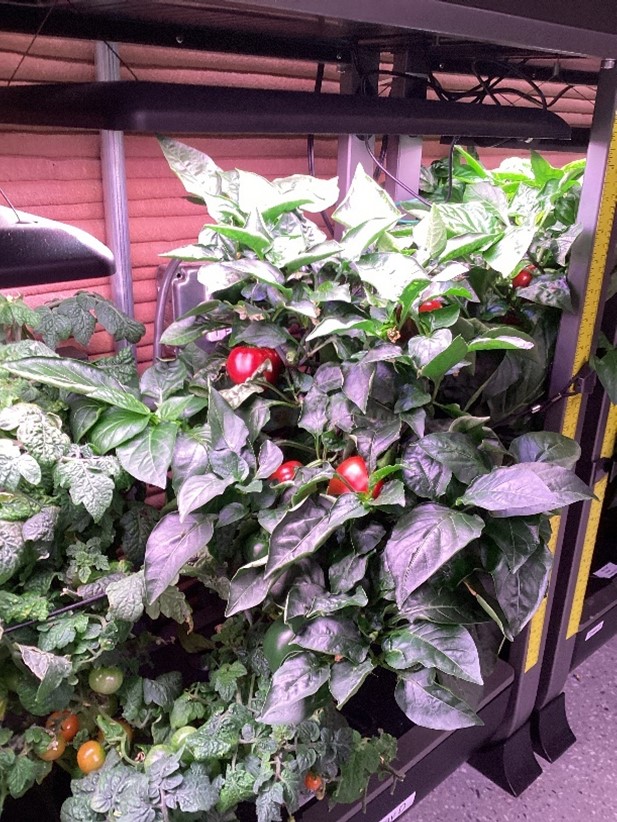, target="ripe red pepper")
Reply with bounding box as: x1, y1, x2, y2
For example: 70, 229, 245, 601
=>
327, 456, 384, 499
418, 298, 444, 313
512, 266, 534, 288
270, 460, 303, 482
226, 346, 283, 385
